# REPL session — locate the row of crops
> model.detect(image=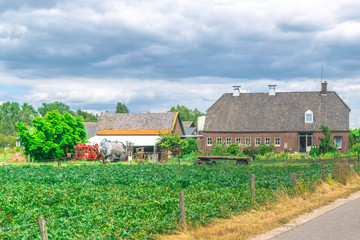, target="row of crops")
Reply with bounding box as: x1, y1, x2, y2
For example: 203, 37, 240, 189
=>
0, 163, 332, 239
